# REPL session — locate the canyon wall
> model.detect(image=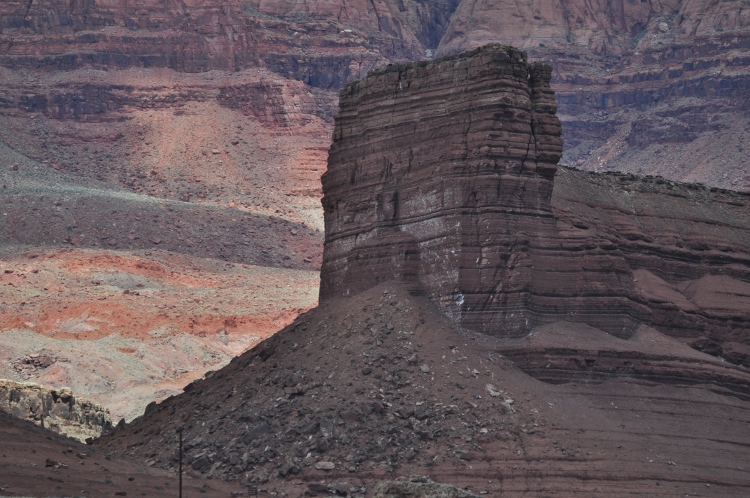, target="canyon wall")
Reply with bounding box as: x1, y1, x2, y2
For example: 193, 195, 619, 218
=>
434, 0, 750, 189
99, 45, 750, 497
2, 0, 749, 201
320, 44, 750, 351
